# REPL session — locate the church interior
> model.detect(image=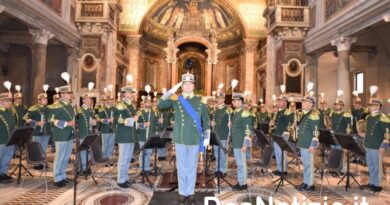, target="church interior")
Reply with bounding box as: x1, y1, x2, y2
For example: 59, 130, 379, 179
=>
0, 0, 389, 204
